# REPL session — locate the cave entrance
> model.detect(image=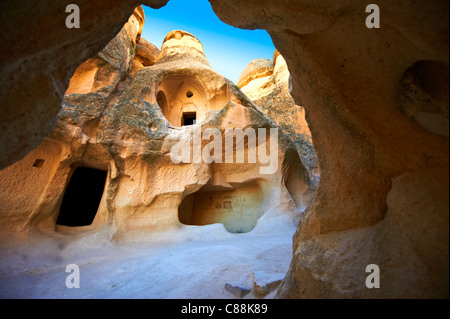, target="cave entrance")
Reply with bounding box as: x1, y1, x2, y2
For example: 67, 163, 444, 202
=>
56, 166, 107, 227
178, 180, 264, 233
182, 112, 197, 126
